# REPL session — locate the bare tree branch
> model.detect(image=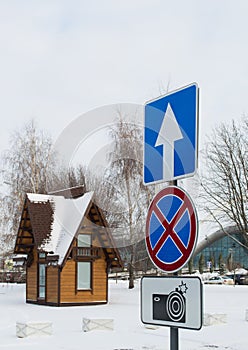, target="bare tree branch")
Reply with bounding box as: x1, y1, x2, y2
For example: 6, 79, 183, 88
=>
200, 116, 248, 246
